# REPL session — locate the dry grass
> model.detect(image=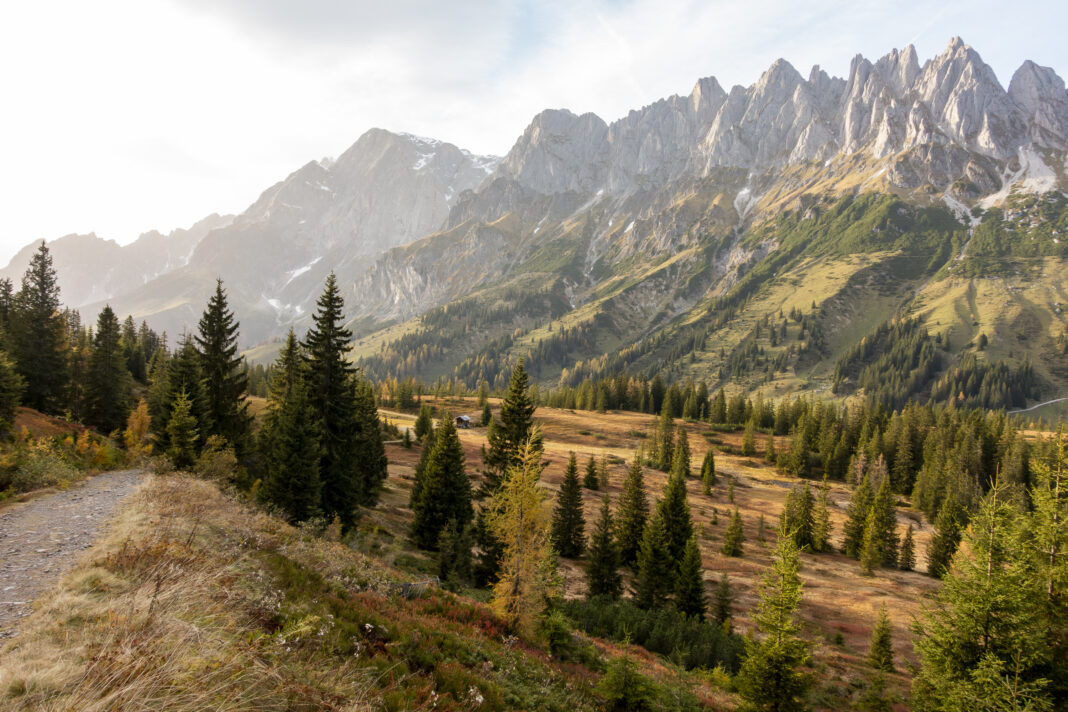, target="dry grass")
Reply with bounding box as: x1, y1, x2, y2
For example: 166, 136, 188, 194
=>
0, 475, 389, 711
